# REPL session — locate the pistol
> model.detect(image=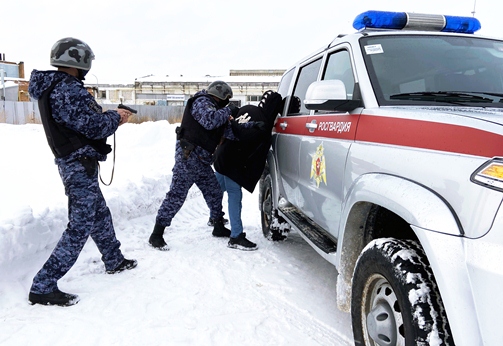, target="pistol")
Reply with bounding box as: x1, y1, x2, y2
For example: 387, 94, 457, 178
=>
118, 104, 138, 114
